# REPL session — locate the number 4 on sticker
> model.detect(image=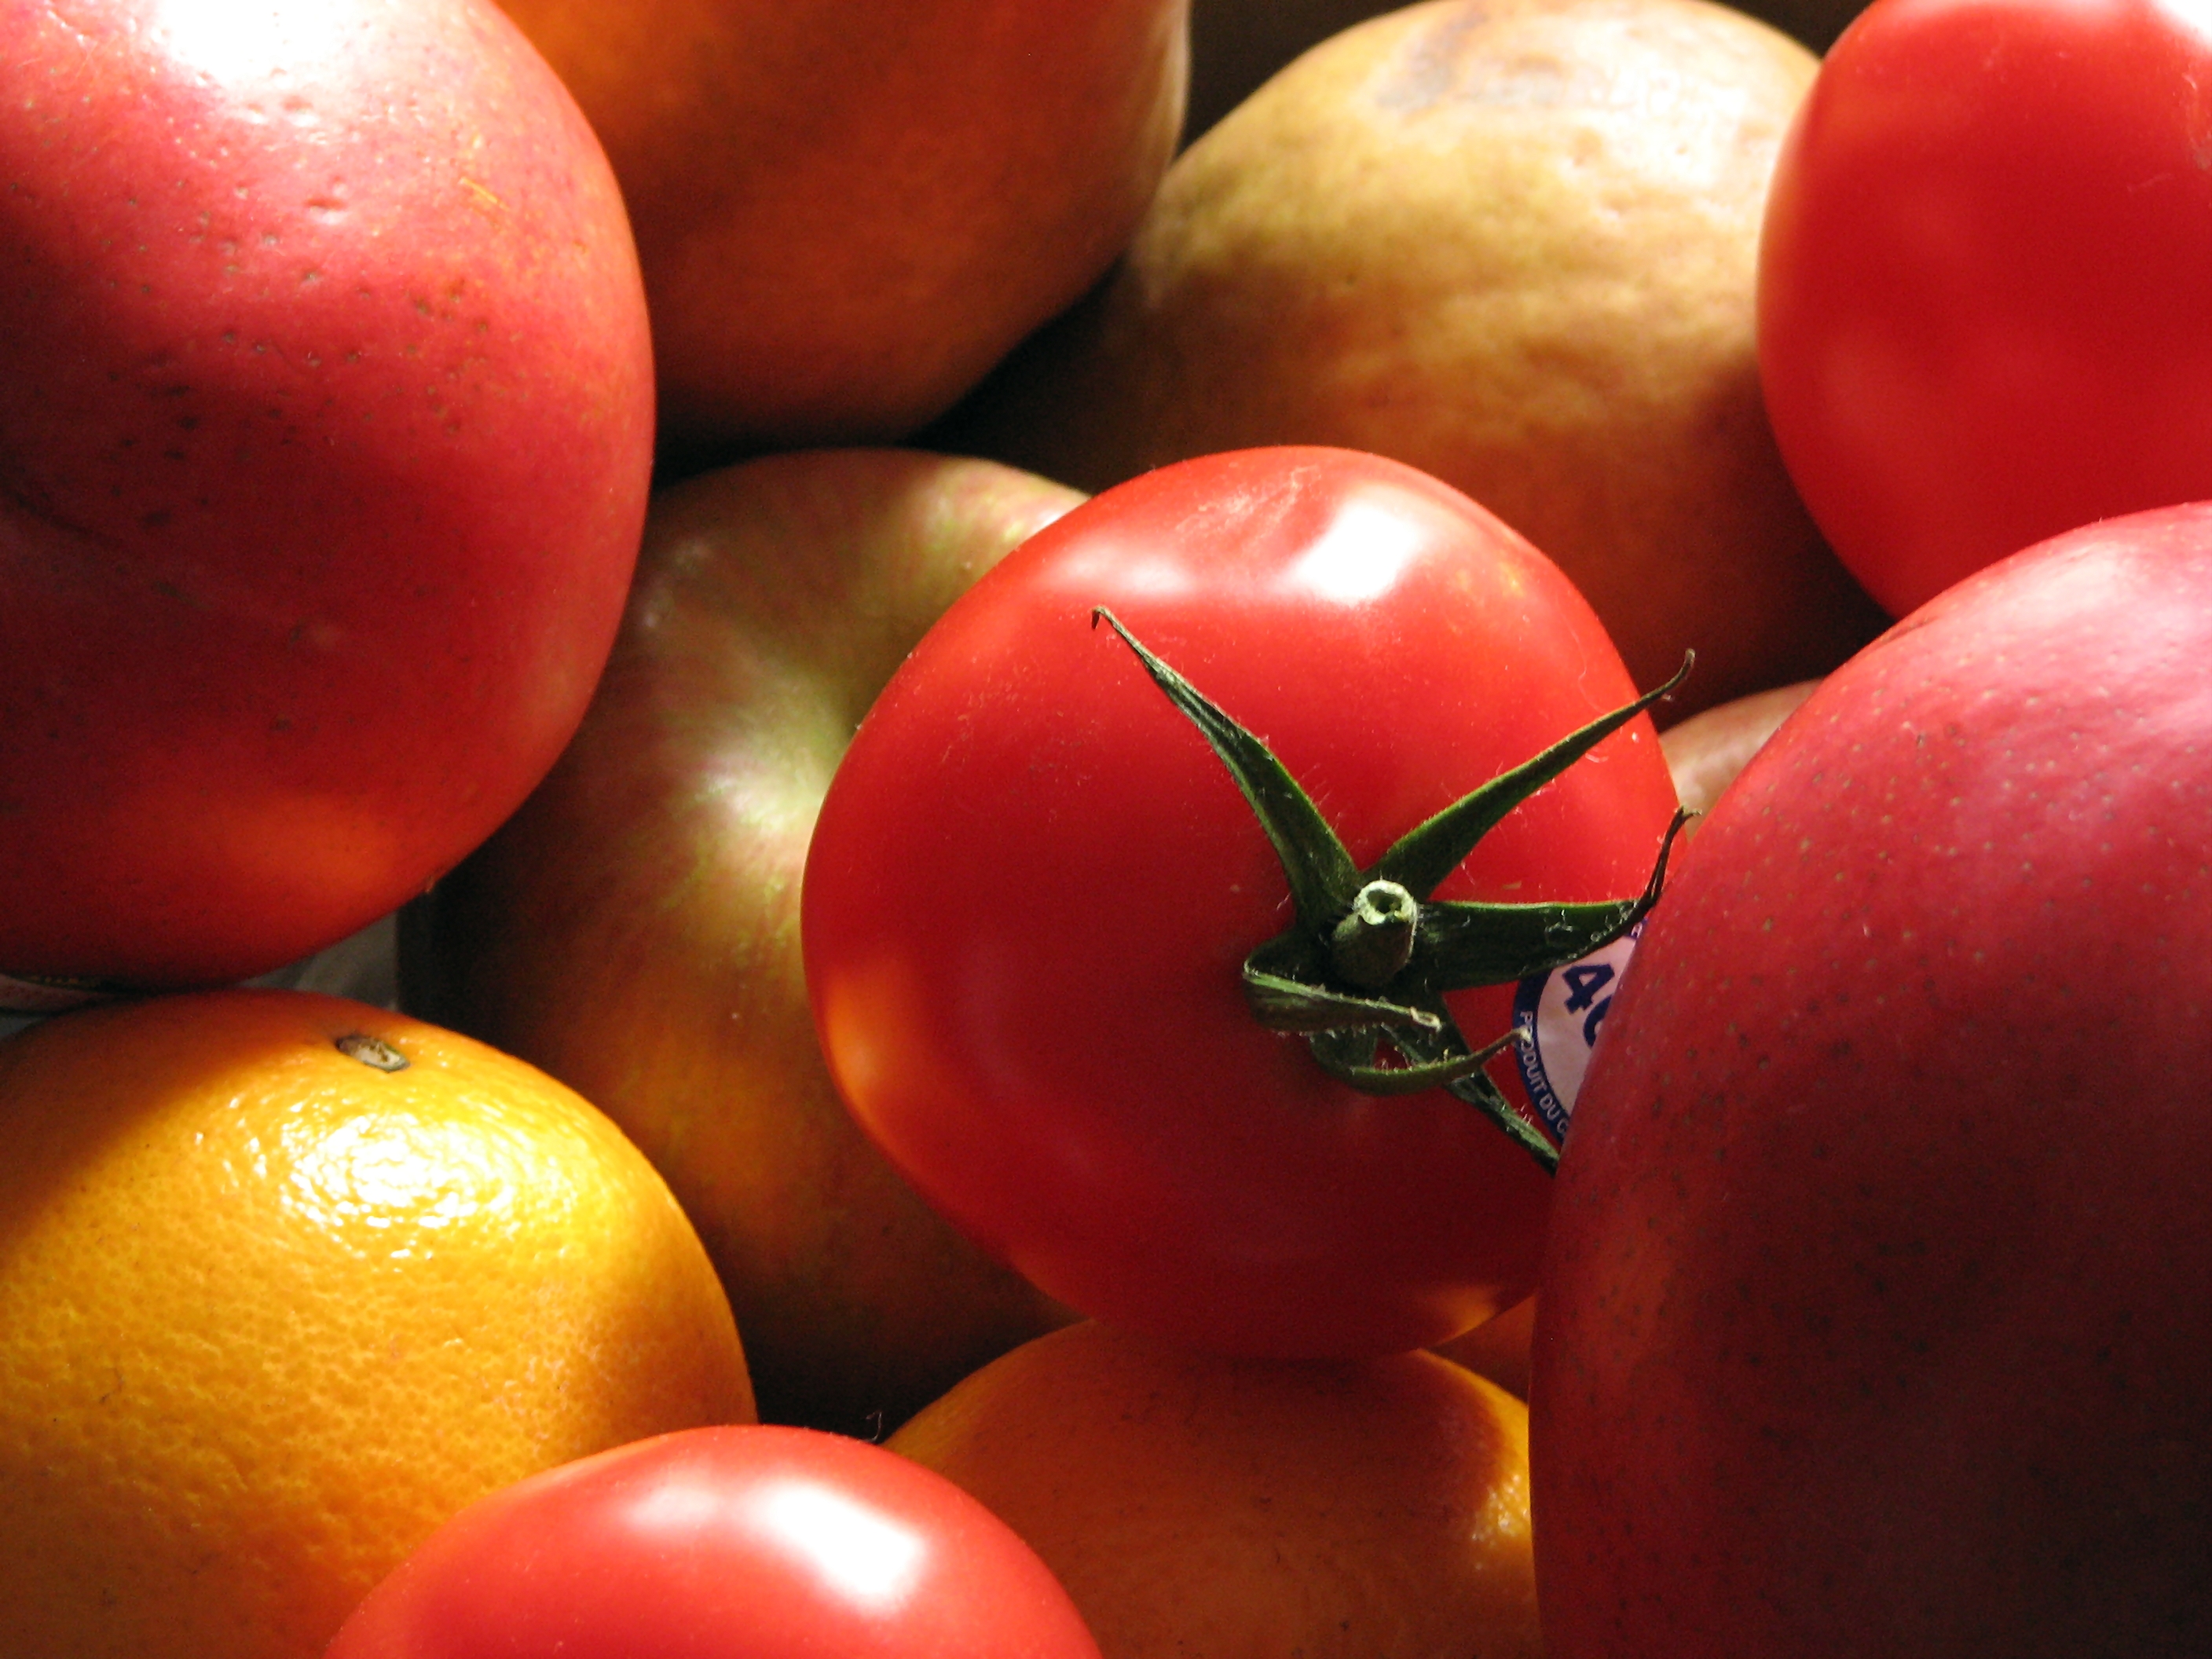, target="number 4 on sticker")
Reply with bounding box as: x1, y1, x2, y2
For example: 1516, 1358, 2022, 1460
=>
1559, 961, 1617, 1045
